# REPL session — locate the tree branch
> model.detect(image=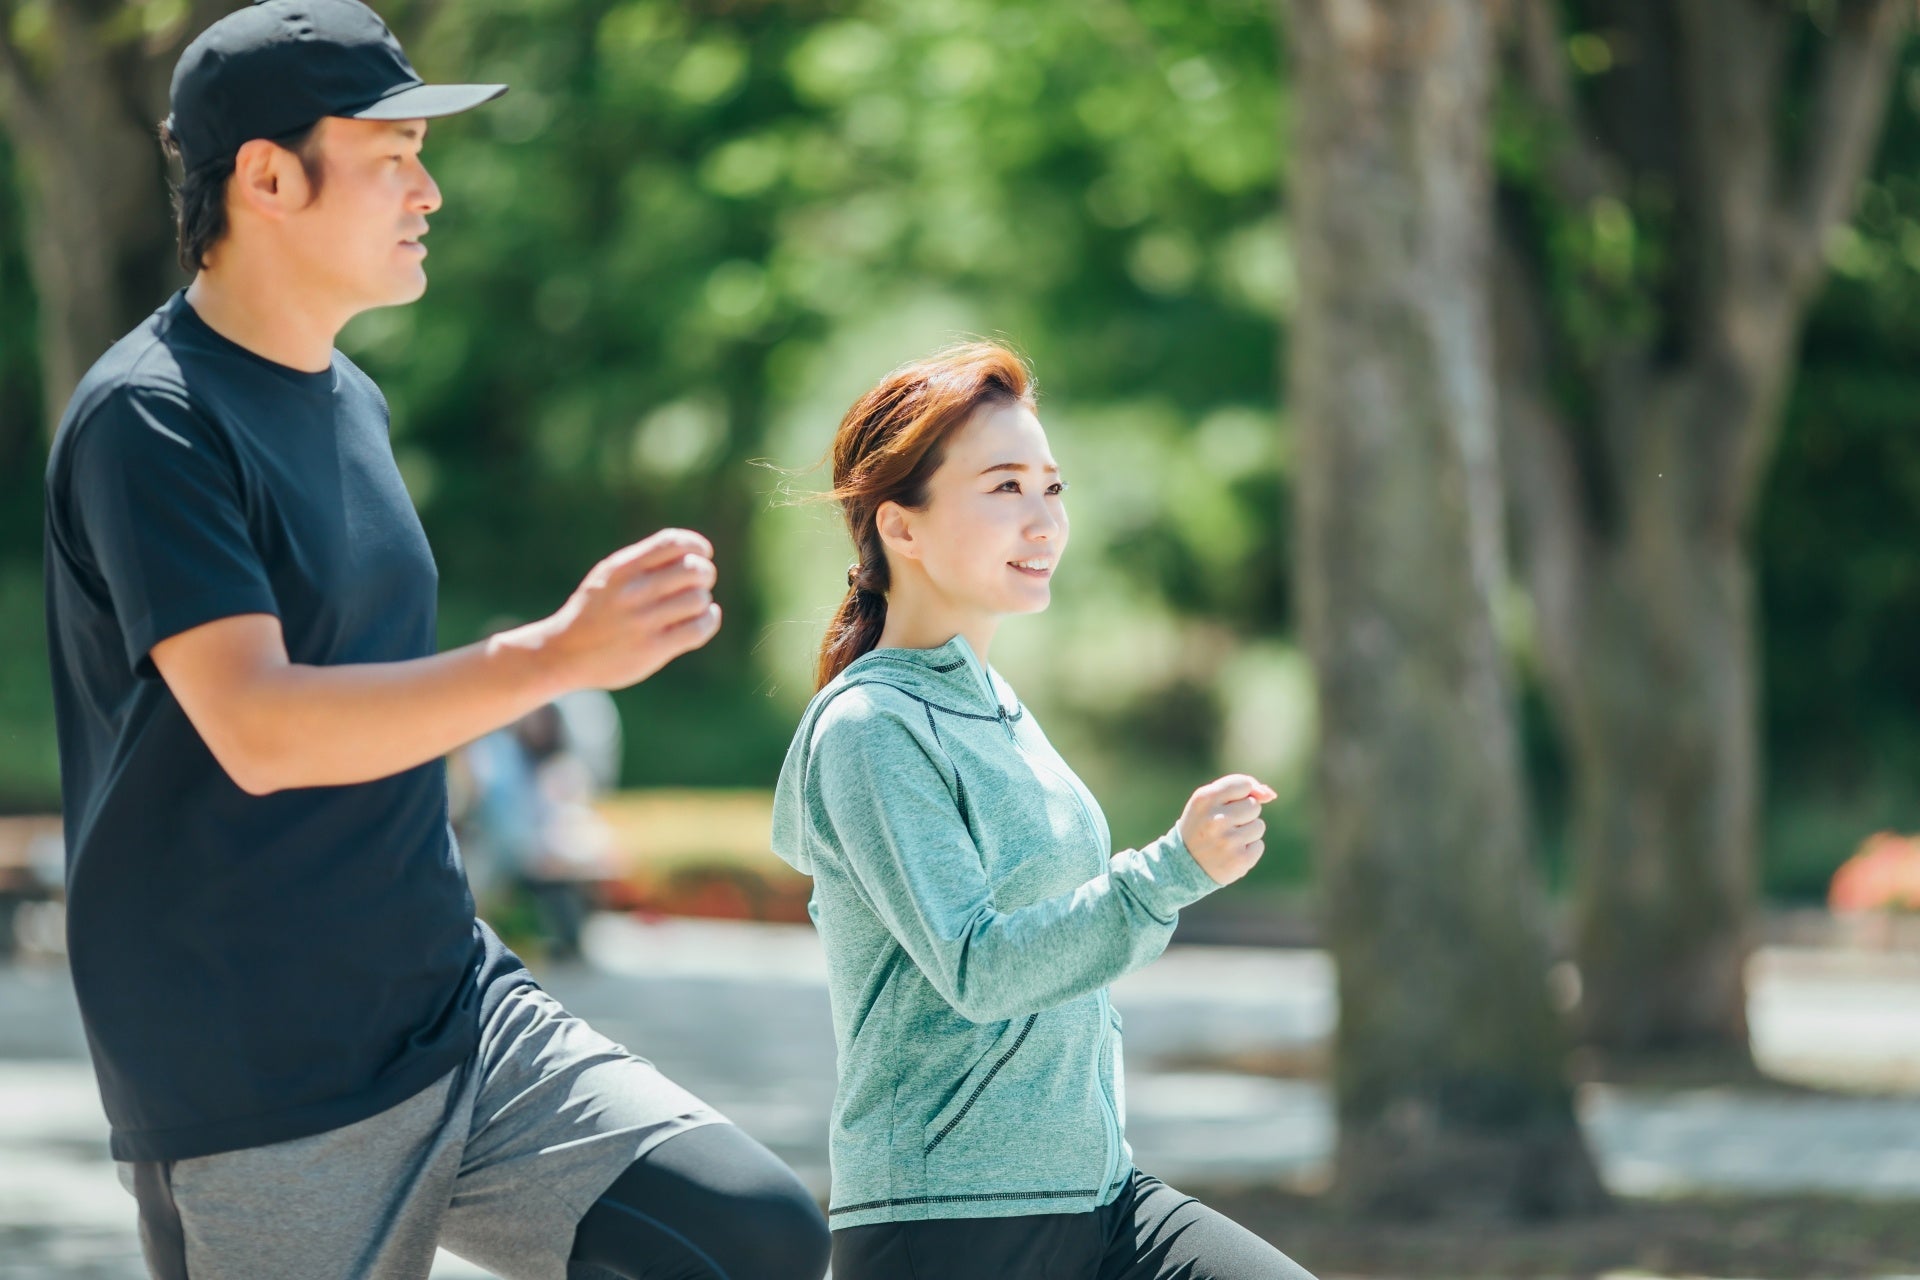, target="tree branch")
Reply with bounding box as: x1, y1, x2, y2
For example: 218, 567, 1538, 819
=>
1670, 0, 1907, 532
1635, 0, 1791, 535
1504, 0, 1627, 209
1491, 200, 1596, 691
1672, 0, 1790, 325
1777, 0, 1908, 292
